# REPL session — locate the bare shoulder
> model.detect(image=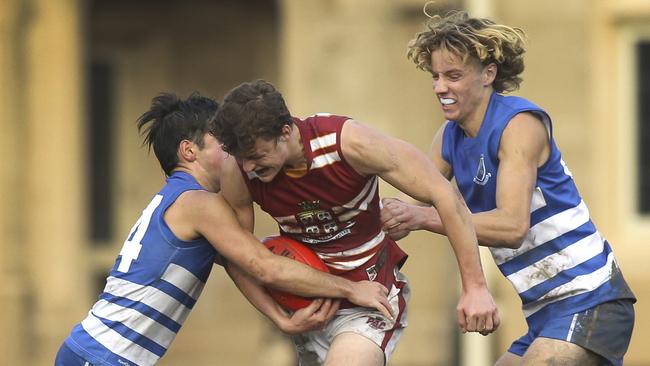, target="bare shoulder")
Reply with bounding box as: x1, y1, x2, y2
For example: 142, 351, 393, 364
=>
503, 112, 548, 142
500, 112, 550, 165
163, 189, 225, 241
340, 118, 369, 149
340, 118, 400, 175
172, 189, 232, 224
